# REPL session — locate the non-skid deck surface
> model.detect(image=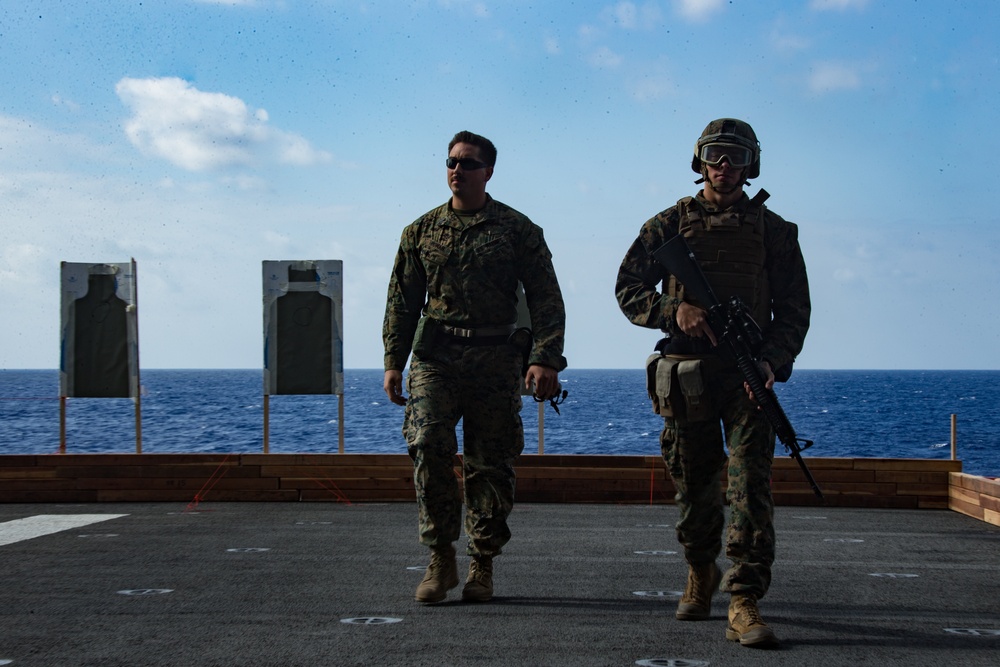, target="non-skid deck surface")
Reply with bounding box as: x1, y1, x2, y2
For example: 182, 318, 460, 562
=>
1, 502, 998, 666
